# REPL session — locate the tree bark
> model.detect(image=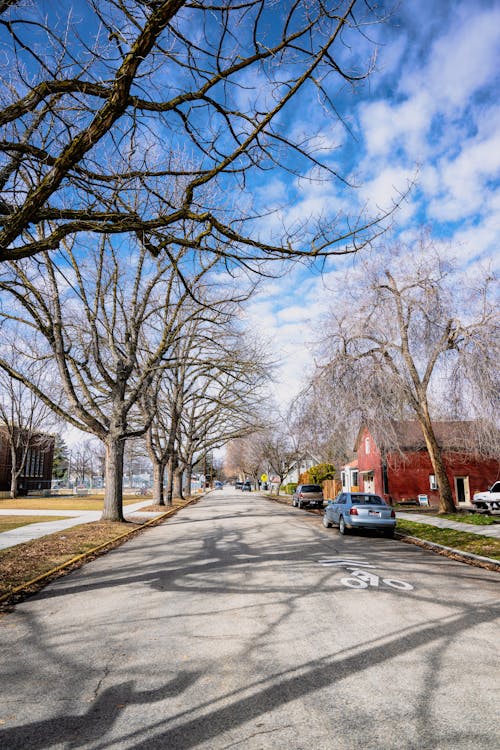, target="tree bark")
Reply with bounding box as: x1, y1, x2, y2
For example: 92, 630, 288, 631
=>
165, 454, 175, 507
418, 414, 455, 513
151, 460, 165, 506
9, 444, 18, 498
102, 437, 125, 521
173, 466, 184, 499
